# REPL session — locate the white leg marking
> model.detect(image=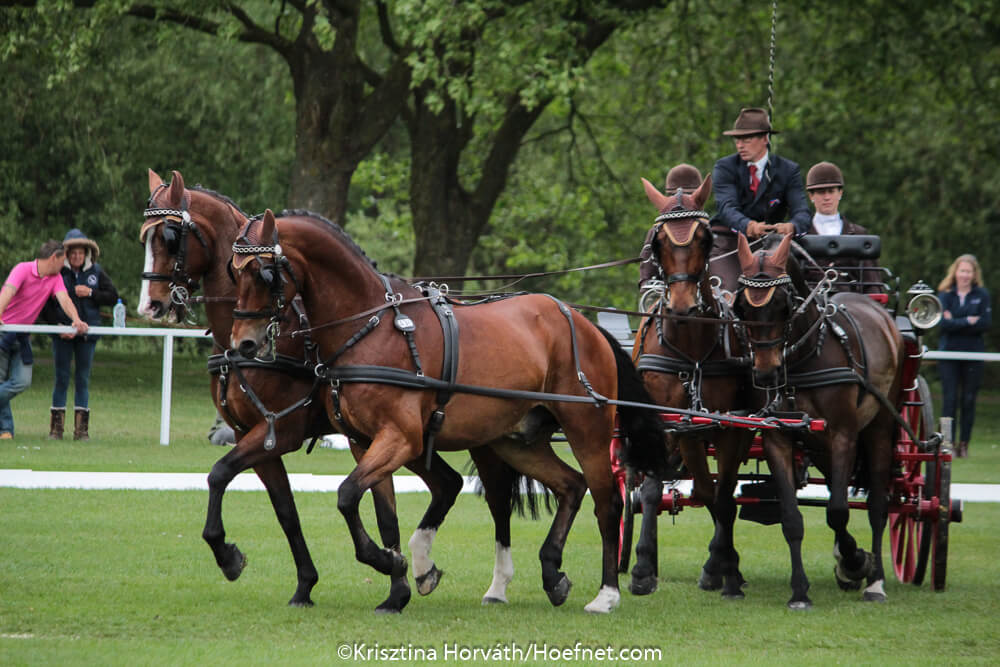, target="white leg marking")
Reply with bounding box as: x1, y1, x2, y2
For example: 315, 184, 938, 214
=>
584, 585, 620, 614
863, 578, 886, 601
408, 527, 437, 579
482, 542, 514, 603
